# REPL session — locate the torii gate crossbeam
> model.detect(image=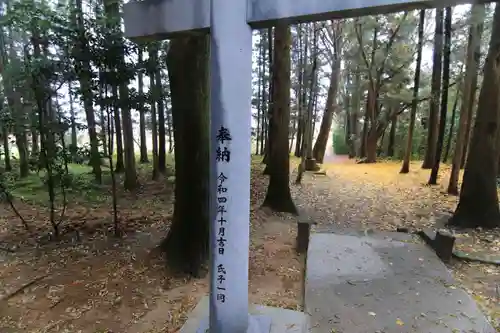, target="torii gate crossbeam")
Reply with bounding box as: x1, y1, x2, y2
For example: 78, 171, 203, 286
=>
123, 0, 491, 41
